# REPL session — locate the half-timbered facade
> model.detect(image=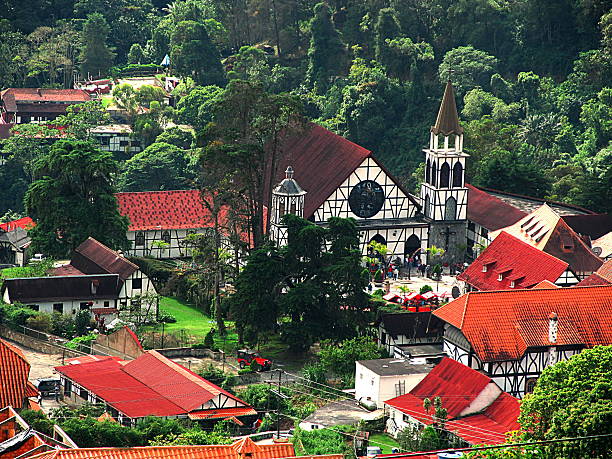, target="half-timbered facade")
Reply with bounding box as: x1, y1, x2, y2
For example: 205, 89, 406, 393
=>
433, 285, 612, 398
267, 123, 428, 260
